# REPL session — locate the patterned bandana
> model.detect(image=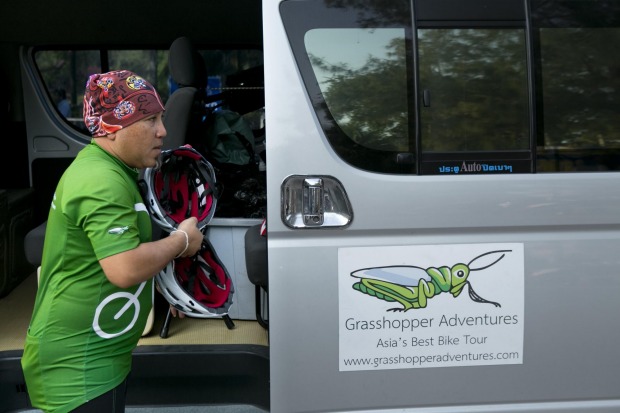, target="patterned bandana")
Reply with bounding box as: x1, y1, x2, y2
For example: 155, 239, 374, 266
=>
83, 70, 165, 137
